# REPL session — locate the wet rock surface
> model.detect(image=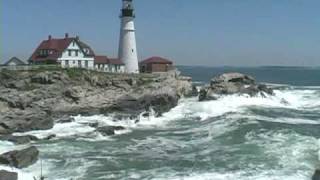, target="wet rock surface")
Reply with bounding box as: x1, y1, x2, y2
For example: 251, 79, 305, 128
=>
199, 72, 274, 101
0, 146, 39, 168
313, 169, 320, 180
96, 126, 126, 136
0, 170, 18, 180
